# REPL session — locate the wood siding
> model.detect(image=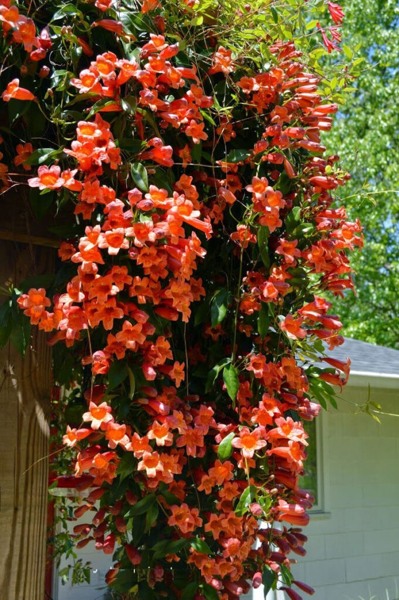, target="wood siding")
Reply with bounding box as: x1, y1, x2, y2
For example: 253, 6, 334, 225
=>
0, 241, 53, 600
